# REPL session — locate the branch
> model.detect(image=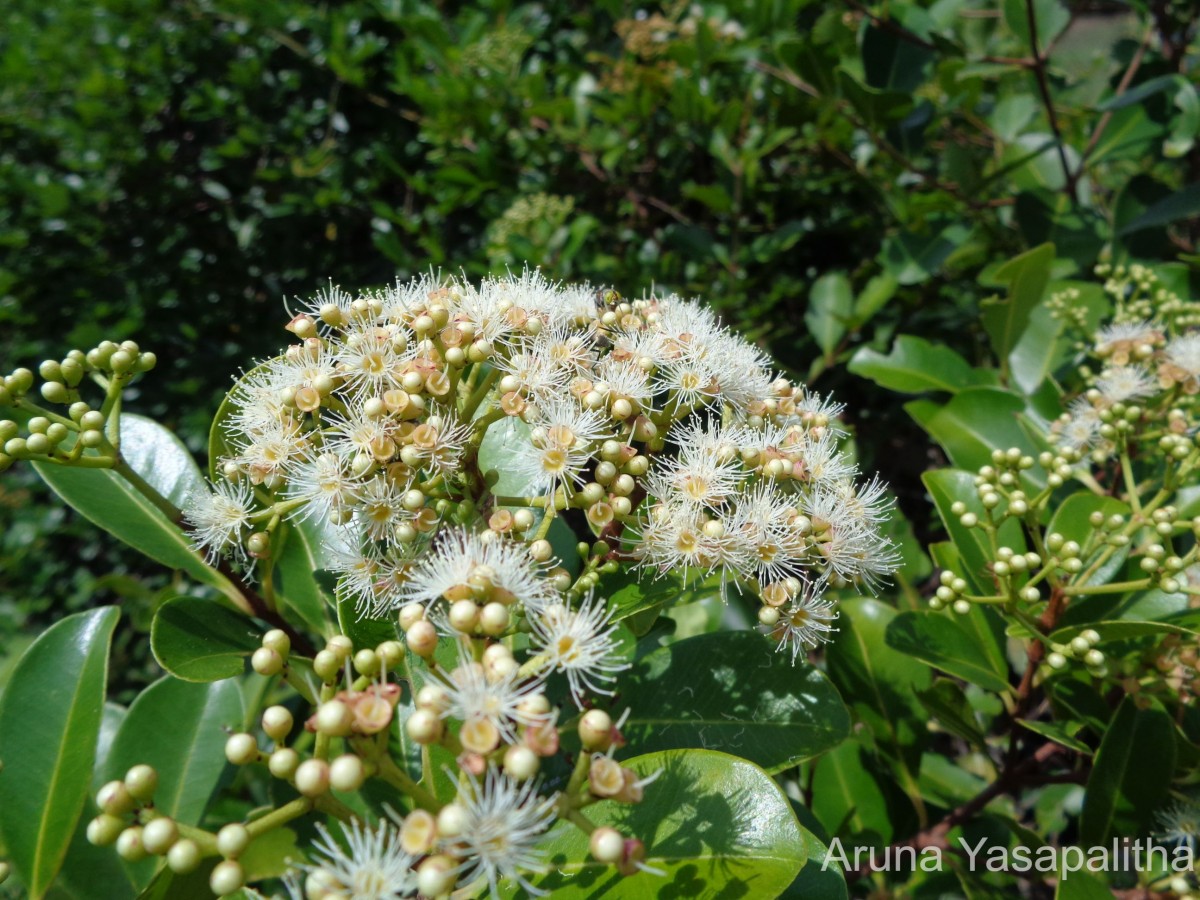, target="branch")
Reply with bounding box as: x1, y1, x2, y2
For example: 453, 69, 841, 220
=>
1022, 0, 1077, 204
1080, 25, 1154, 164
